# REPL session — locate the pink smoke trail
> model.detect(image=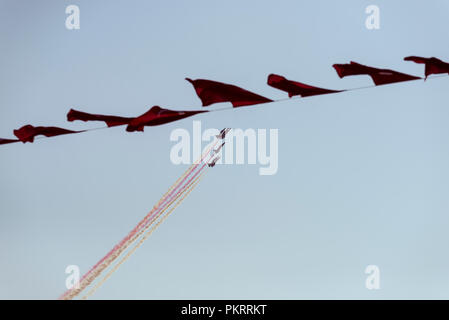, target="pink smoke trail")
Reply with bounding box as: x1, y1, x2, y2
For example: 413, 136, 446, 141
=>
61, 161, 210, 300
59, 140, 217, 299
